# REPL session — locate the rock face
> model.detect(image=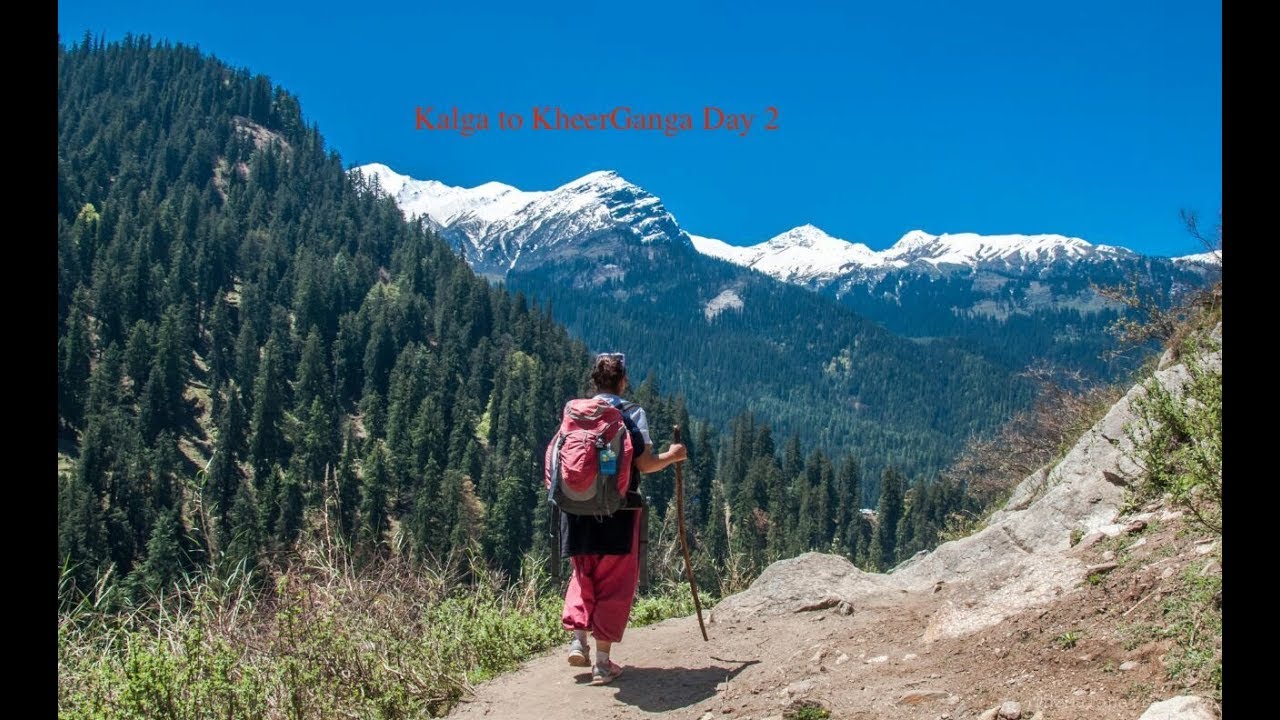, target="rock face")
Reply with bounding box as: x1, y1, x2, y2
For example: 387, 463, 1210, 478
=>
709, 553, 894, 623
713, 328, 1221, 640
1137, 695, 1221, 720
